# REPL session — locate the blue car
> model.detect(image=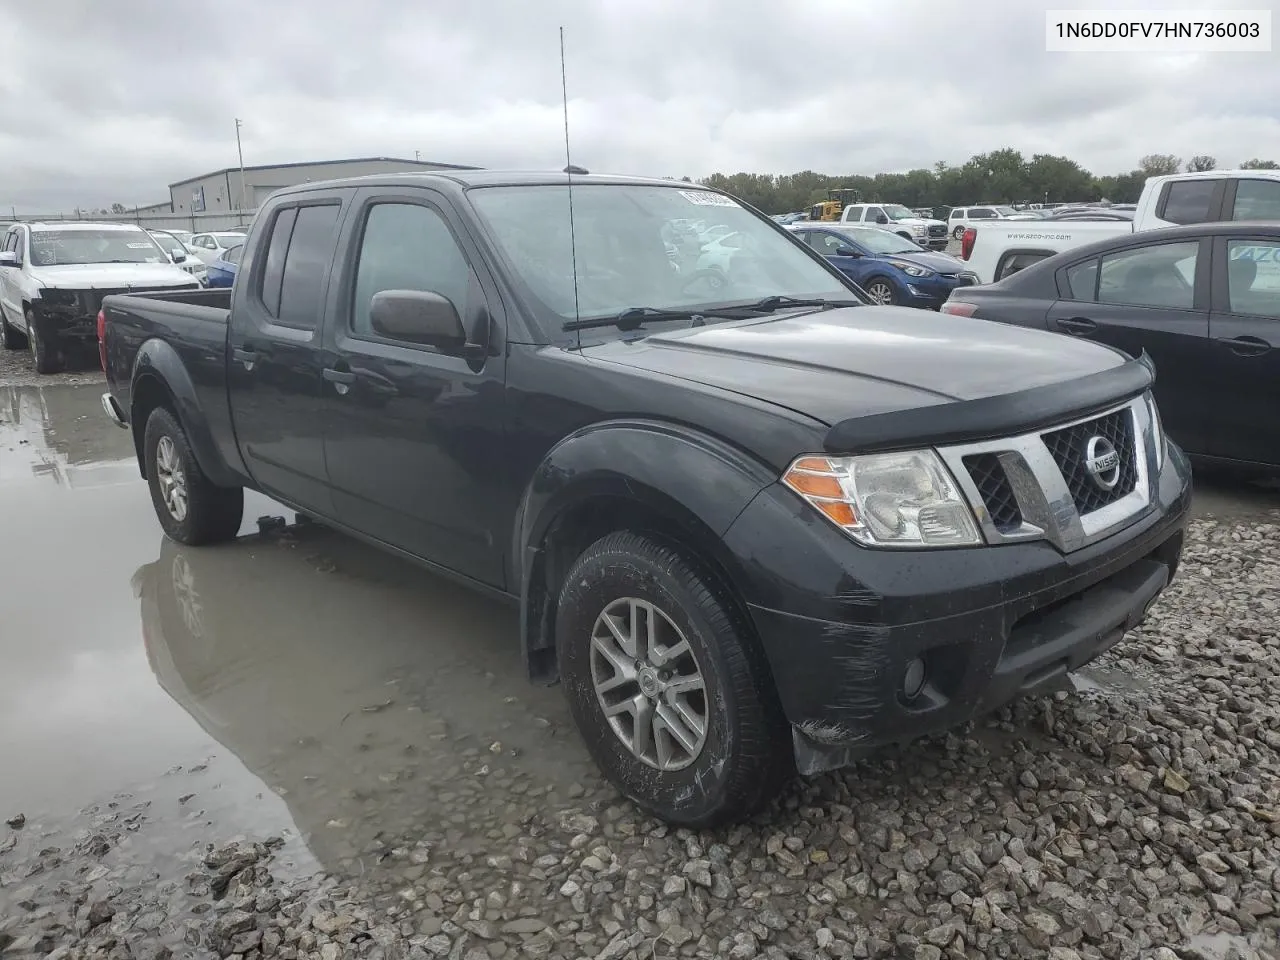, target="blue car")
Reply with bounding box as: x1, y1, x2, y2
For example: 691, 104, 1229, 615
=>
206, 243, 243, 288
790, 224, 978, 309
